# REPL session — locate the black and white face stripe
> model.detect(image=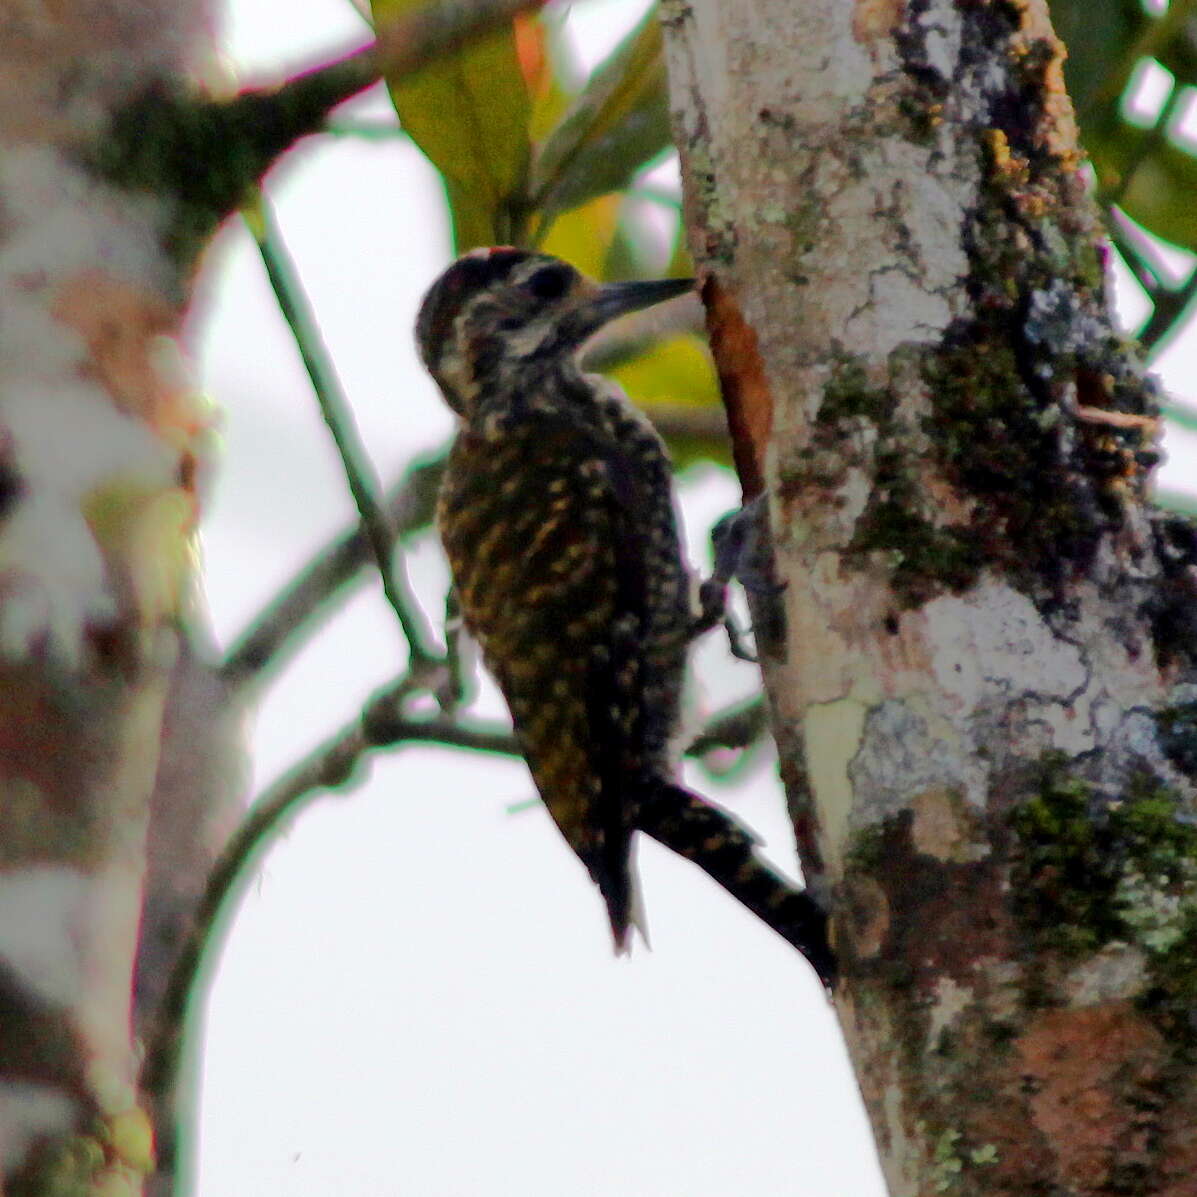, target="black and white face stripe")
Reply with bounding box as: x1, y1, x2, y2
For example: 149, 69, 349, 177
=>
415, 249, 586, 414
414, 247, 527, 372
415, 250, 692, 424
